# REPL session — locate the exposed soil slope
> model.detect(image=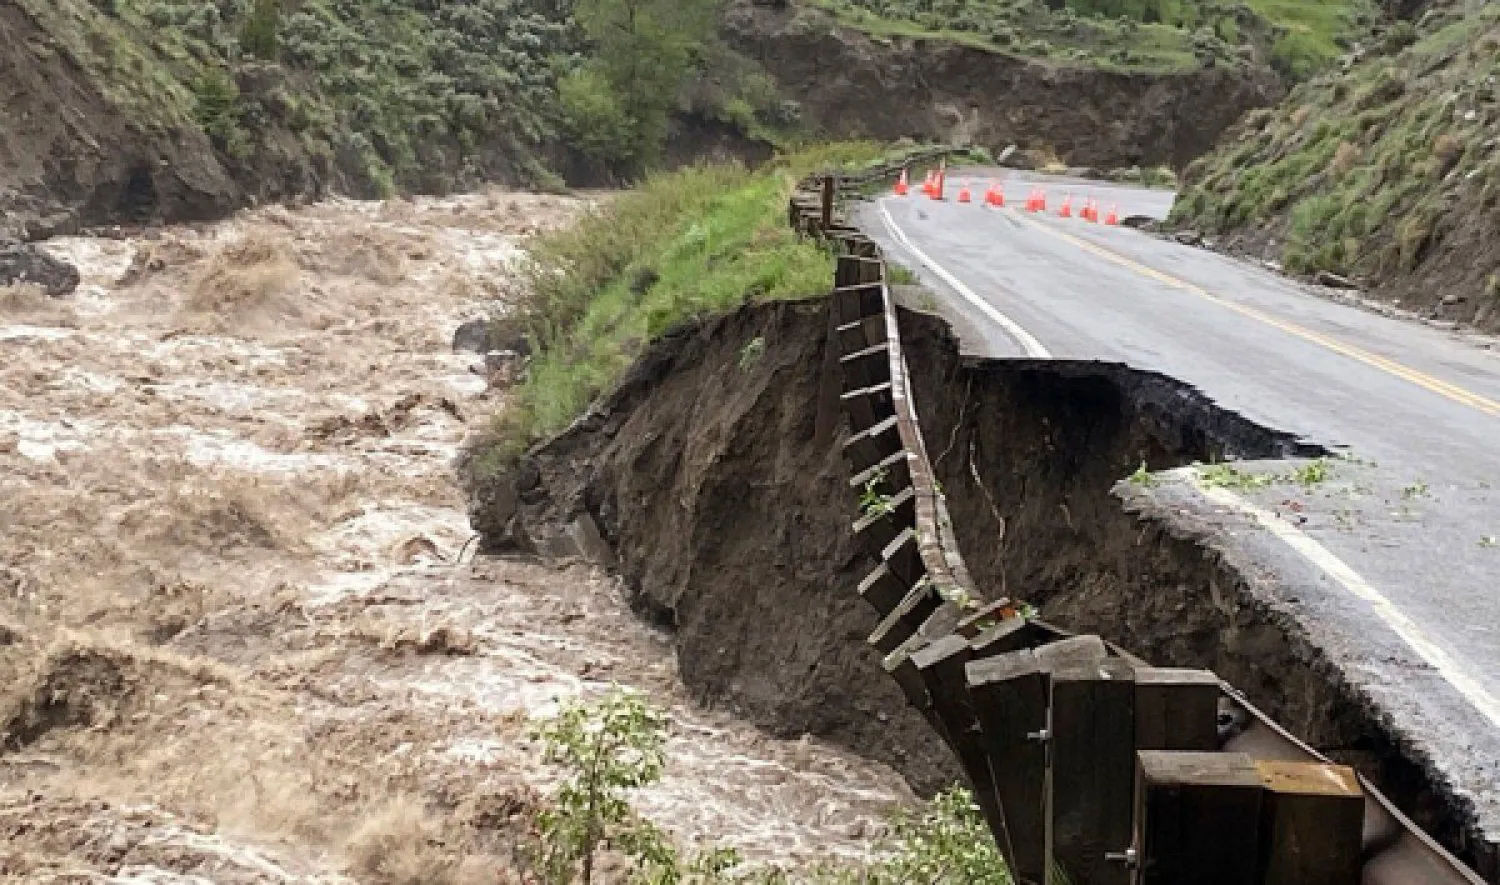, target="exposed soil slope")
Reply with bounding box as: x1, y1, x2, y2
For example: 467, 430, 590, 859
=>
1170, 0, 1500, 330
725, 0, 1285, 170
468, 299, 962, 796
0, 3, 245, 238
